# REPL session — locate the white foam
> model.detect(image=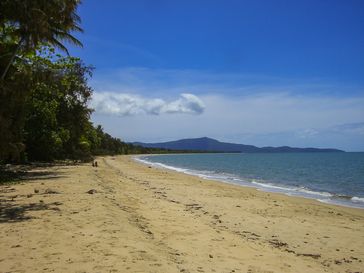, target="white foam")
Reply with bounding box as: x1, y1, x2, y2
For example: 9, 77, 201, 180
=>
252, 181, 333, 200
296, 187, 333, 198
351, 196, 364, 203
252, 181, 293, 191
135, 157, 190, 173
317, 199, 331, 204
